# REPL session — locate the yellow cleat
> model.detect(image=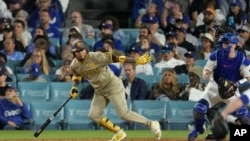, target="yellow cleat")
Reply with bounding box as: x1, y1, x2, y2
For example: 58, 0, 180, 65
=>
111, 129, 127, 141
